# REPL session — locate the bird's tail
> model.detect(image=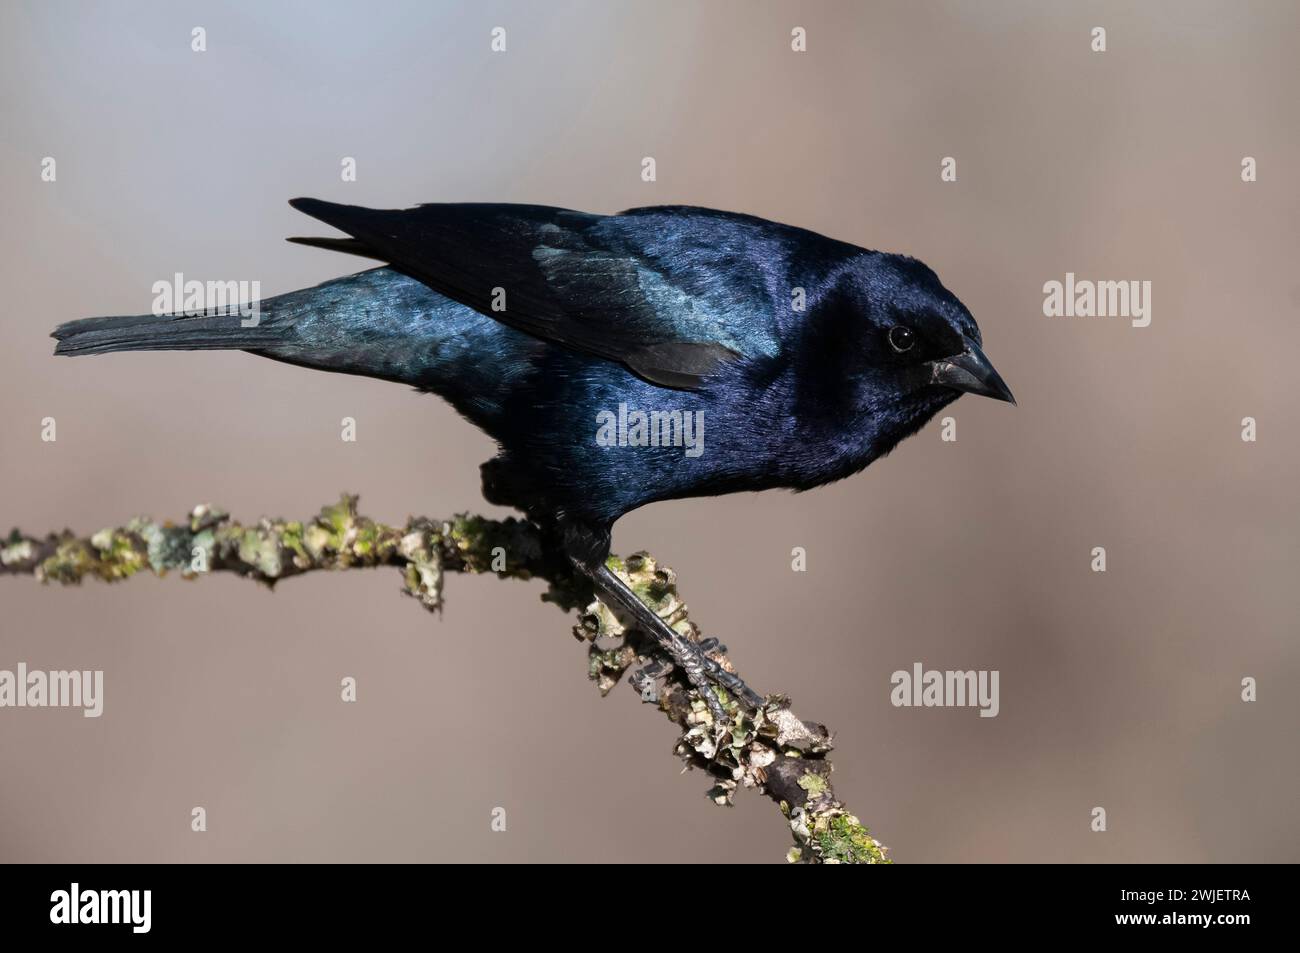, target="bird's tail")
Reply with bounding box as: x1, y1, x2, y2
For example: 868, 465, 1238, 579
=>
48, 268, 487, 393
52, 305, 285, 357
